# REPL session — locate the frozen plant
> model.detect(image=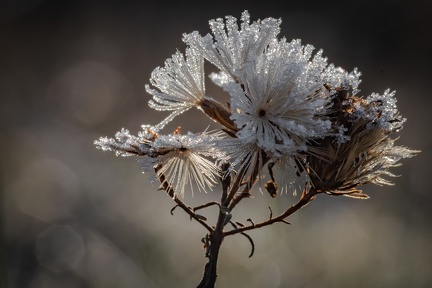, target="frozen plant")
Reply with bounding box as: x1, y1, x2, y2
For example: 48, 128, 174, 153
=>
94, 11, 419, 288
